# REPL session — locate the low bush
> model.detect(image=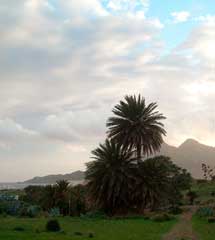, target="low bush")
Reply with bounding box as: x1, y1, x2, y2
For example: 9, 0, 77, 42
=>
211, 191, 215, 196
208, 217, 215, 223
196, 207, 214, 217
13, 226, 25, 231
168, 206, 182, 215
49, 207, 61, 217
27, 205, 41, 218
18, 204, 41, 218
0, 200, 21, 216
1, 212, 7, 218
151, 213, 174, 222
88, 232, 94, 238
81, 210, 106, 219
74, 231, 83, 236
35, 228, 40, 234
46, 219, 61, 232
